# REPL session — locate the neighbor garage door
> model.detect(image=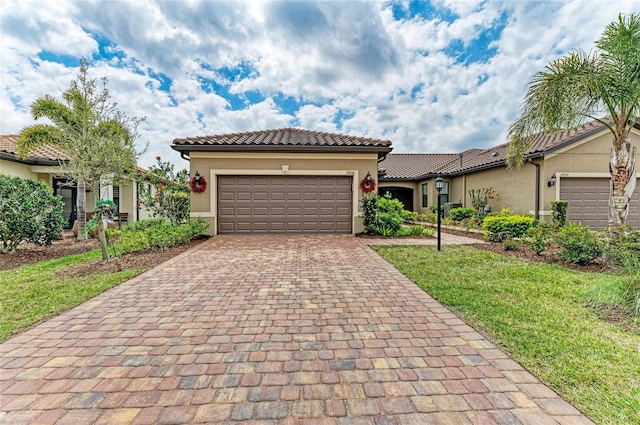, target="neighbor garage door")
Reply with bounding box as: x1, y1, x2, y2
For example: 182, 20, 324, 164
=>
559, 178, 640, 229
218, 175, 352, 233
